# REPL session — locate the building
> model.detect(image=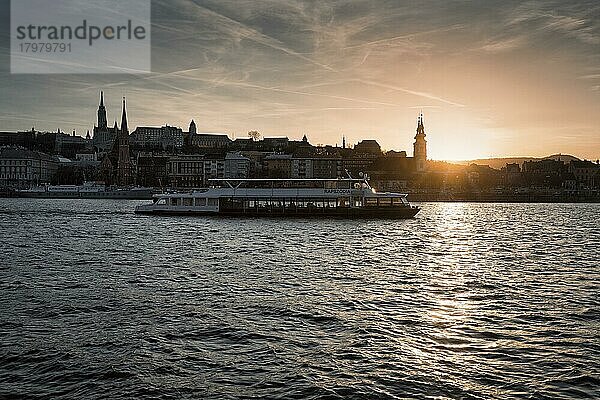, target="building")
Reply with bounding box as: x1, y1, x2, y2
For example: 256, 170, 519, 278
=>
262, 137, 289, 151
76, 153, 98, 162
131, 125, 184, 150
569, 160, 600, 190
0, 129, 37, 148
203, 159, 225, 183
0, 146, 58, 188
99, 98, 134, 186
522, 159, 566, 174
291, 158, 313, 179
264, 154, 292, 178
224, 152, 251, 179
313, 156, 342, 178
167, 154, 204, 188
92, 92, 120, 153
413, 112, 427, 172
116, 98, 134, 186
136, 153, 169, 188
183, 120, 197, 146
342, 153, 377, 176
55, 131, 89, 159
354, 140, 382, 155
191, 133, 231, 149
